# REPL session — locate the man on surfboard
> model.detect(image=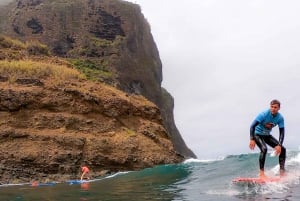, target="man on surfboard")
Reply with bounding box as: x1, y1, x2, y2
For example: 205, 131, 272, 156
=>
80, 166, 90, 181
249, 99, 286, 179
